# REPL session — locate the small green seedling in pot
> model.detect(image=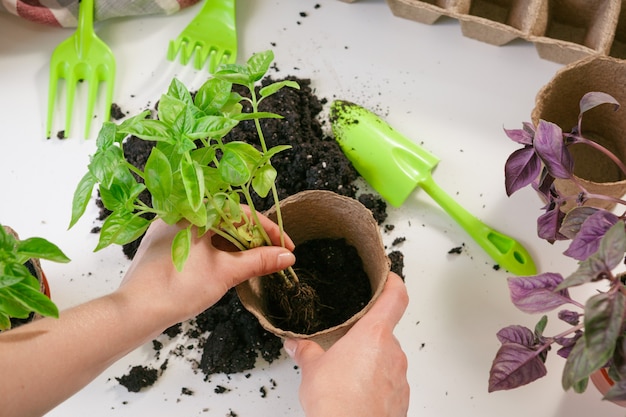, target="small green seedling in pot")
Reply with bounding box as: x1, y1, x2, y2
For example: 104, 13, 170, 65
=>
69, 50, 307, 293
0, 225, 70, 330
